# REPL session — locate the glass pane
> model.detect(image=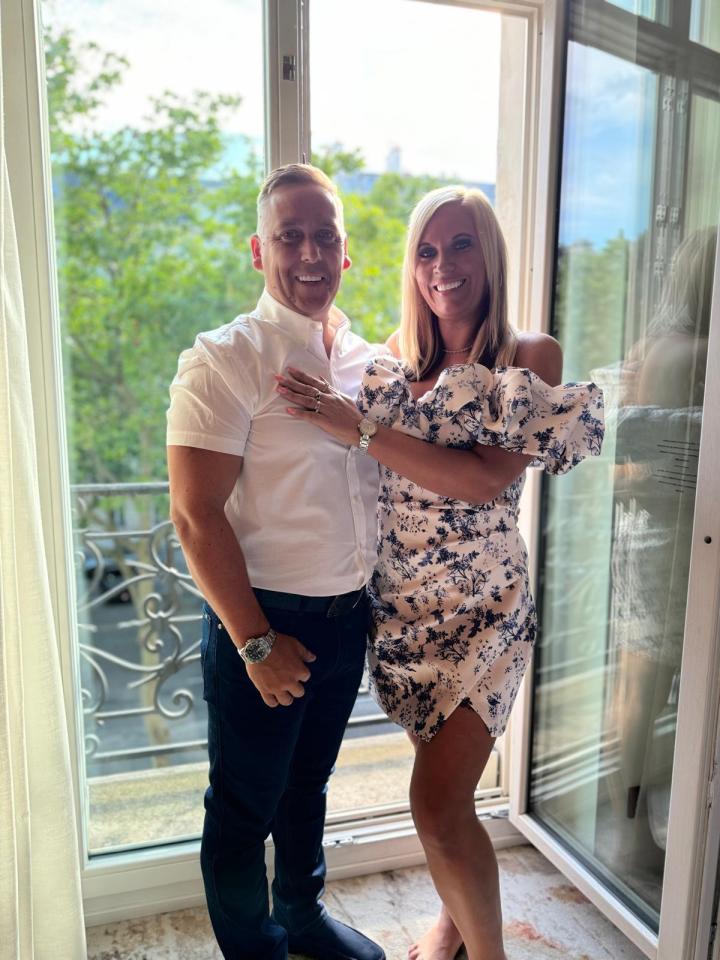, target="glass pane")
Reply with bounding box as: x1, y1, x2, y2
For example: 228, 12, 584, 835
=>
43, 0, 265, 854
604, 0, 664, 22
310, 0, 511, 814
529, 37, 719, 930
691, 0, 720, 52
